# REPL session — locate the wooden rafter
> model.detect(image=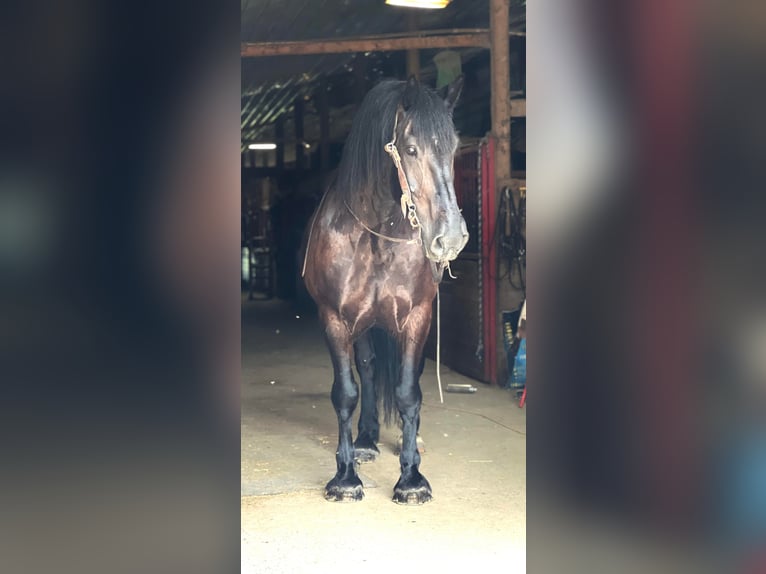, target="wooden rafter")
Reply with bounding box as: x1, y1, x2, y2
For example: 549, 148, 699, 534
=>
241, 29, 491, 58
